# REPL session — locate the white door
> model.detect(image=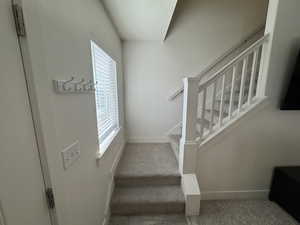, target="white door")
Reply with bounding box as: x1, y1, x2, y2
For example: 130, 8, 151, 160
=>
0, 0, 53, 224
